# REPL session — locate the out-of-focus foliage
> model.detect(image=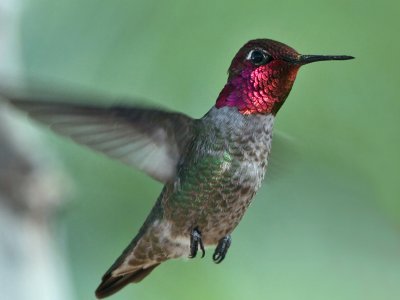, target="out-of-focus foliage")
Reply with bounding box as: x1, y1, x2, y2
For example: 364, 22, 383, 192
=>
7, 0, 400, 299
